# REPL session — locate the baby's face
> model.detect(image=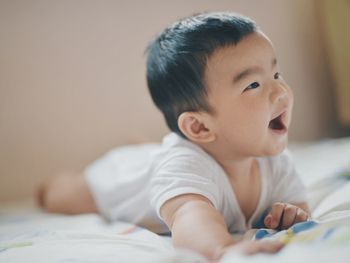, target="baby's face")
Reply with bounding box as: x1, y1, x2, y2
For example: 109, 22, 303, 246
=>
204, 32, 293, 157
